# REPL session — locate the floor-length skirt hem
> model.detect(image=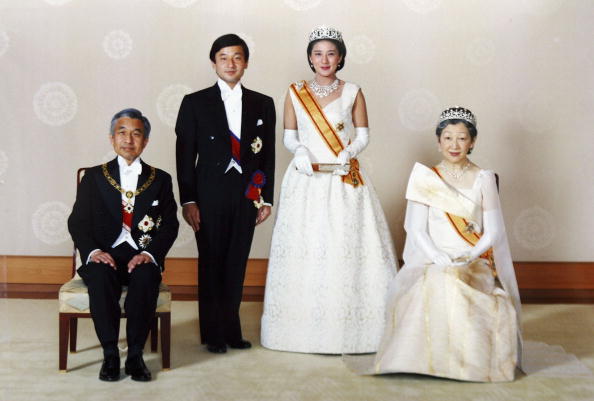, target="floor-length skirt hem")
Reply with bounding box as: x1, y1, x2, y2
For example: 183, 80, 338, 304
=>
261, 165, 397, 355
